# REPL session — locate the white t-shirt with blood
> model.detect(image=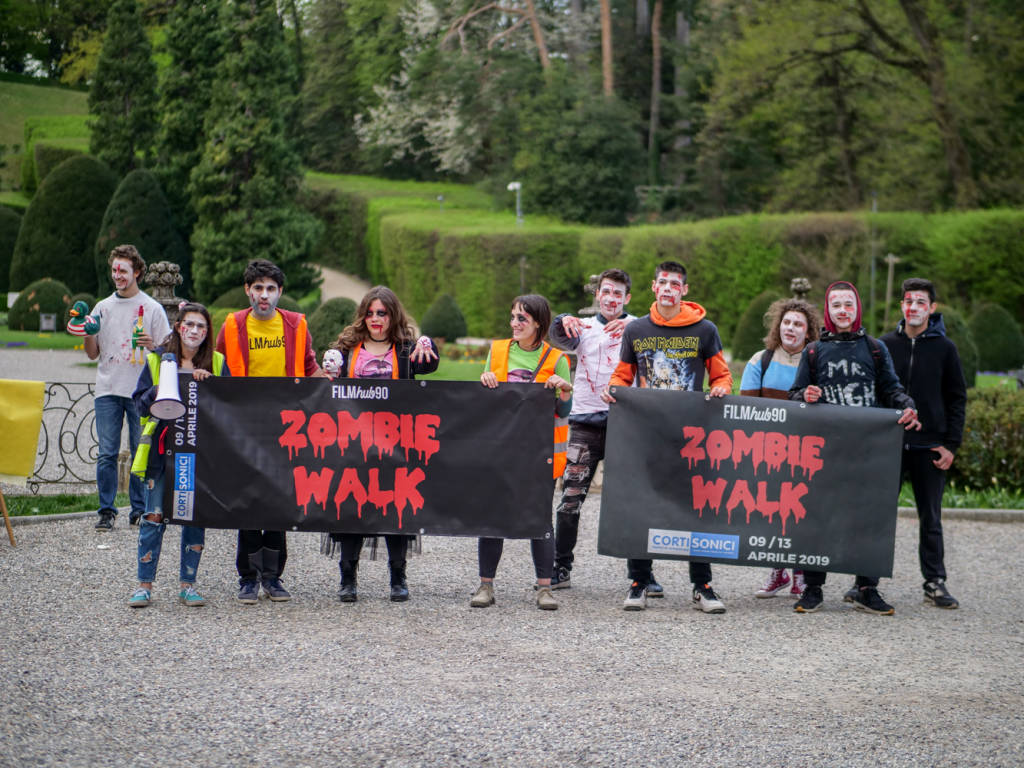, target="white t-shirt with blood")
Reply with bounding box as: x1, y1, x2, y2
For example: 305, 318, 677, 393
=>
91, 291, 171, 398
